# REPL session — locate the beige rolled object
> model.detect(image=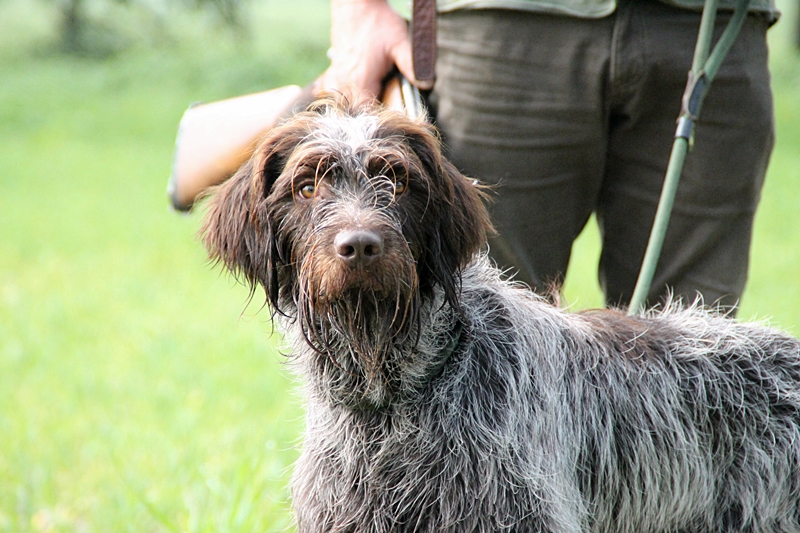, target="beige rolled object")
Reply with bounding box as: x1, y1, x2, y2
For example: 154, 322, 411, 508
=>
168, 83, 316, 211
167, 74, 417, 212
